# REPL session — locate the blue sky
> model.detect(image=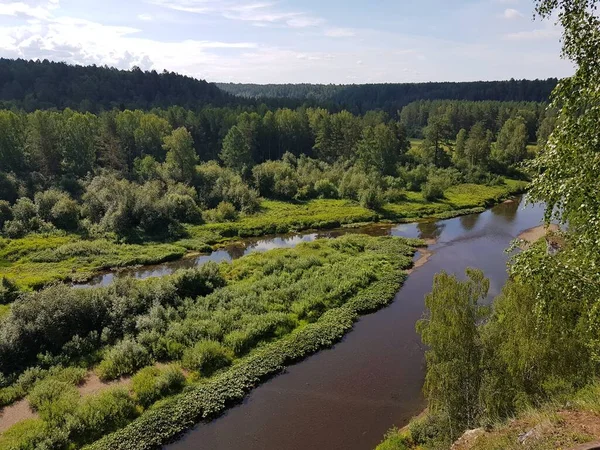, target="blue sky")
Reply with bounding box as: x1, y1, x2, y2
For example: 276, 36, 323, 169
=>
0, 0, 574, 83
